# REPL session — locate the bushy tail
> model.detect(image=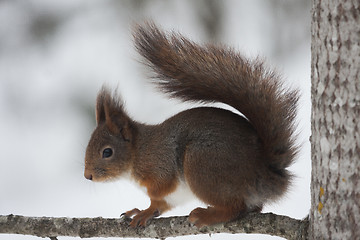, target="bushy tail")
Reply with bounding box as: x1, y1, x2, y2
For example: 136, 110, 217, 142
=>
133, 22, 299, 169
